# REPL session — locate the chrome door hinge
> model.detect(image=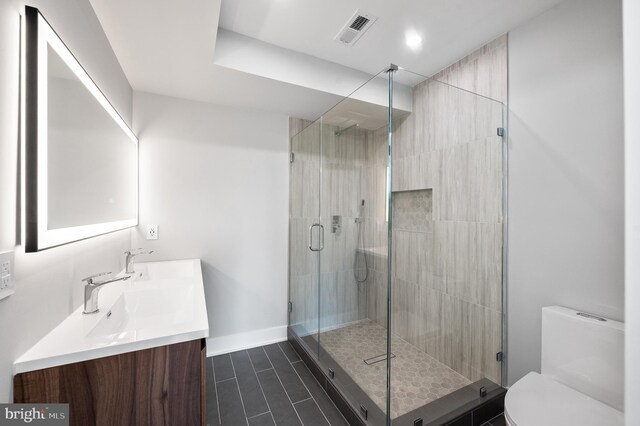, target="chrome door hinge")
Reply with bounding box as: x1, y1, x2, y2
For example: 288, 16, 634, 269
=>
360, 405, 368, 420
290, 152, 295, 163
496, 351, 504, 362
497, 127, 505, 137
288, 301, 293, 313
